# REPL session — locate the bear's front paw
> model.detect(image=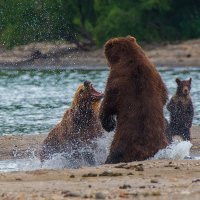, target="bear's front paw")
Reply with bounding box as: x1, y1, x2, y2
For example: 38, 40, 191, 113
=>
102, 115, 116, 132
